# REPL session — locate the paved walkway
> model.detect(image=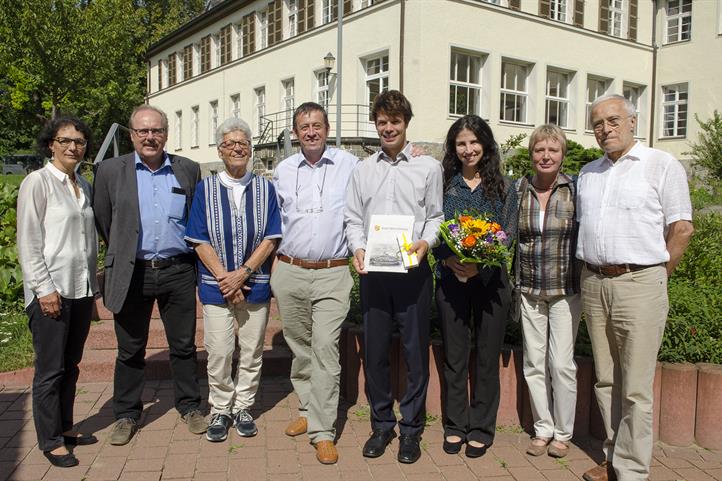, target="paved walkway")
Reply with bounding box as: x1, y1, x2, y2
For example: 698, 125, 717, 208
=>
1, 379, 720, 481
